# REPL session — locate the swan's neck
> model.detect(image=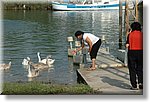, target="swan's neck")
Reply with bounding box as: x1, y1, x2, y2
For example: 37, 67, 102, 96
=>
37, 53, 41, 62
9, 62, 11, 65
28, 65, 32, 77
46, 56, 50, 66
8, 62, 11, 67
